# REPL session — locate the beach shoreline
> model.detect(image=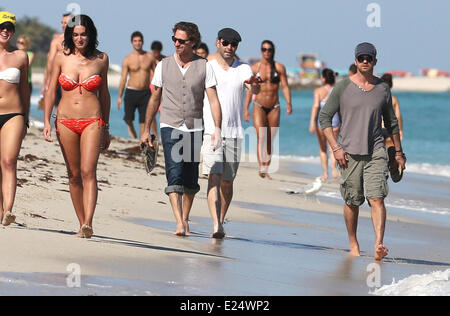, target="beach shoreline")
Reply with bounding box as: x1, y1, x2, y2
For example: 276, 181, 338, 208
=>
30, 68, 450, 93
0, 126, 449, 296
